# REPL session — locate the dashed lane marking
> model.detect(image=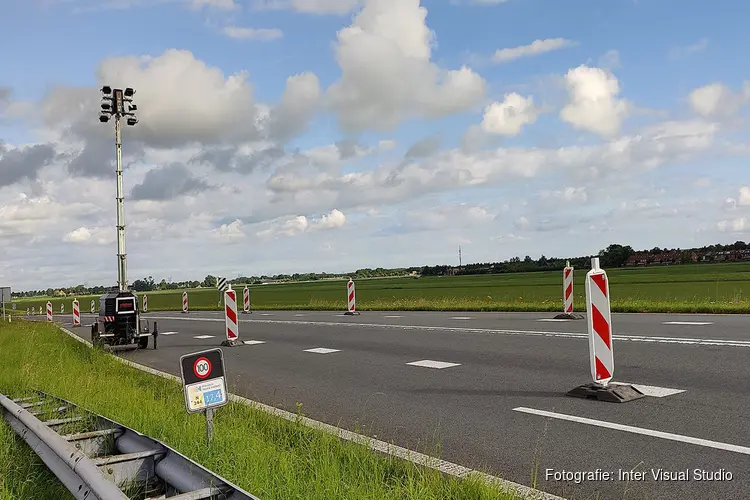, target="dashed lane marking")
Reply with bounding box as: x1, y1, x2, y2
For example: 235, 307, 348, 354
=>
193, 335, 214, 339
159, 331, 178, 336
243, 340, 266, 345
662, 321, 714, 326
406, 360, 461, 369
304, 347, 340, 354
